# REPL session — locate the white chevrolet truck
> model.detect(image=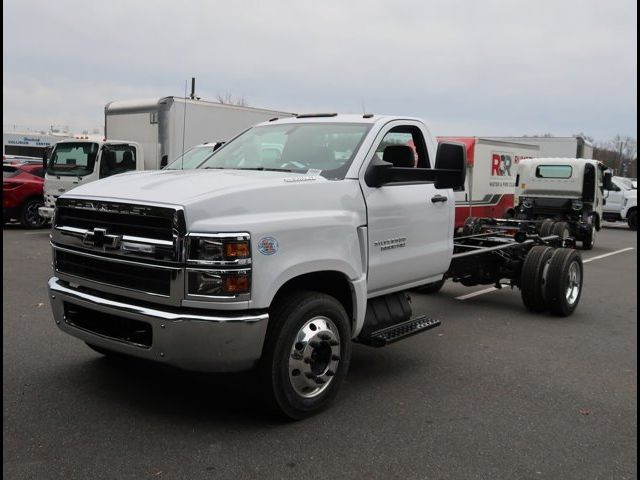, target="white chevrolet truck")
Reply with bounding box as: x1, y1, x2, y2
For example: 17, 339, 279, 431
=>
602, 176, 637, 230
48, 114, 584, 418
